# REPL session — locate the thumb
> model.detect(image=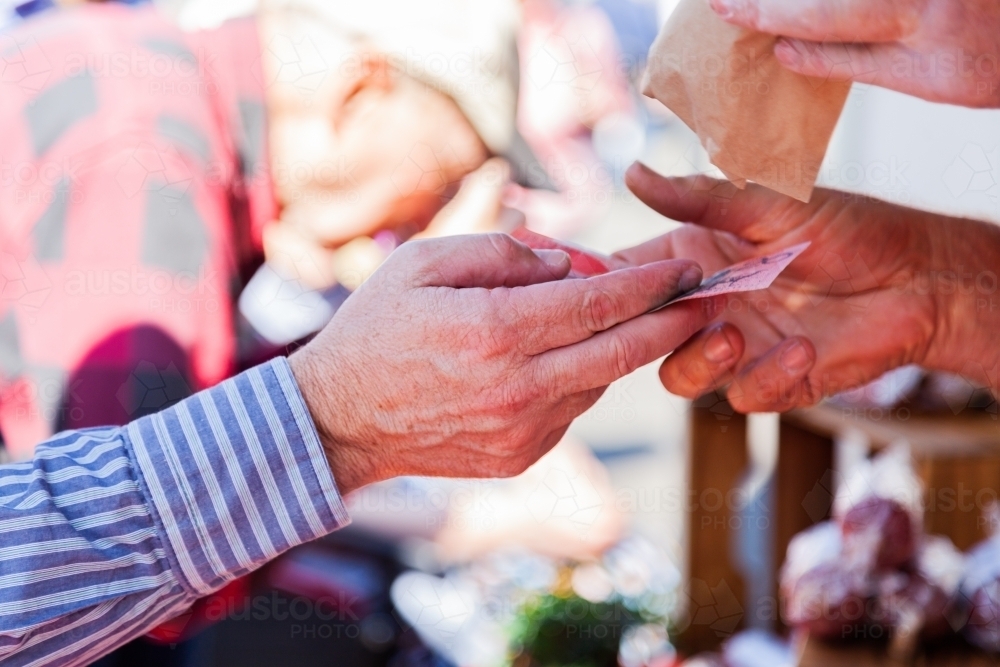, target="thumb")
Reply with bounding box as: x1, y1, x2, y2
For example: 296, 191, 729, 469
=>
401, 233, 571, 289
625, 162, 822, 243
